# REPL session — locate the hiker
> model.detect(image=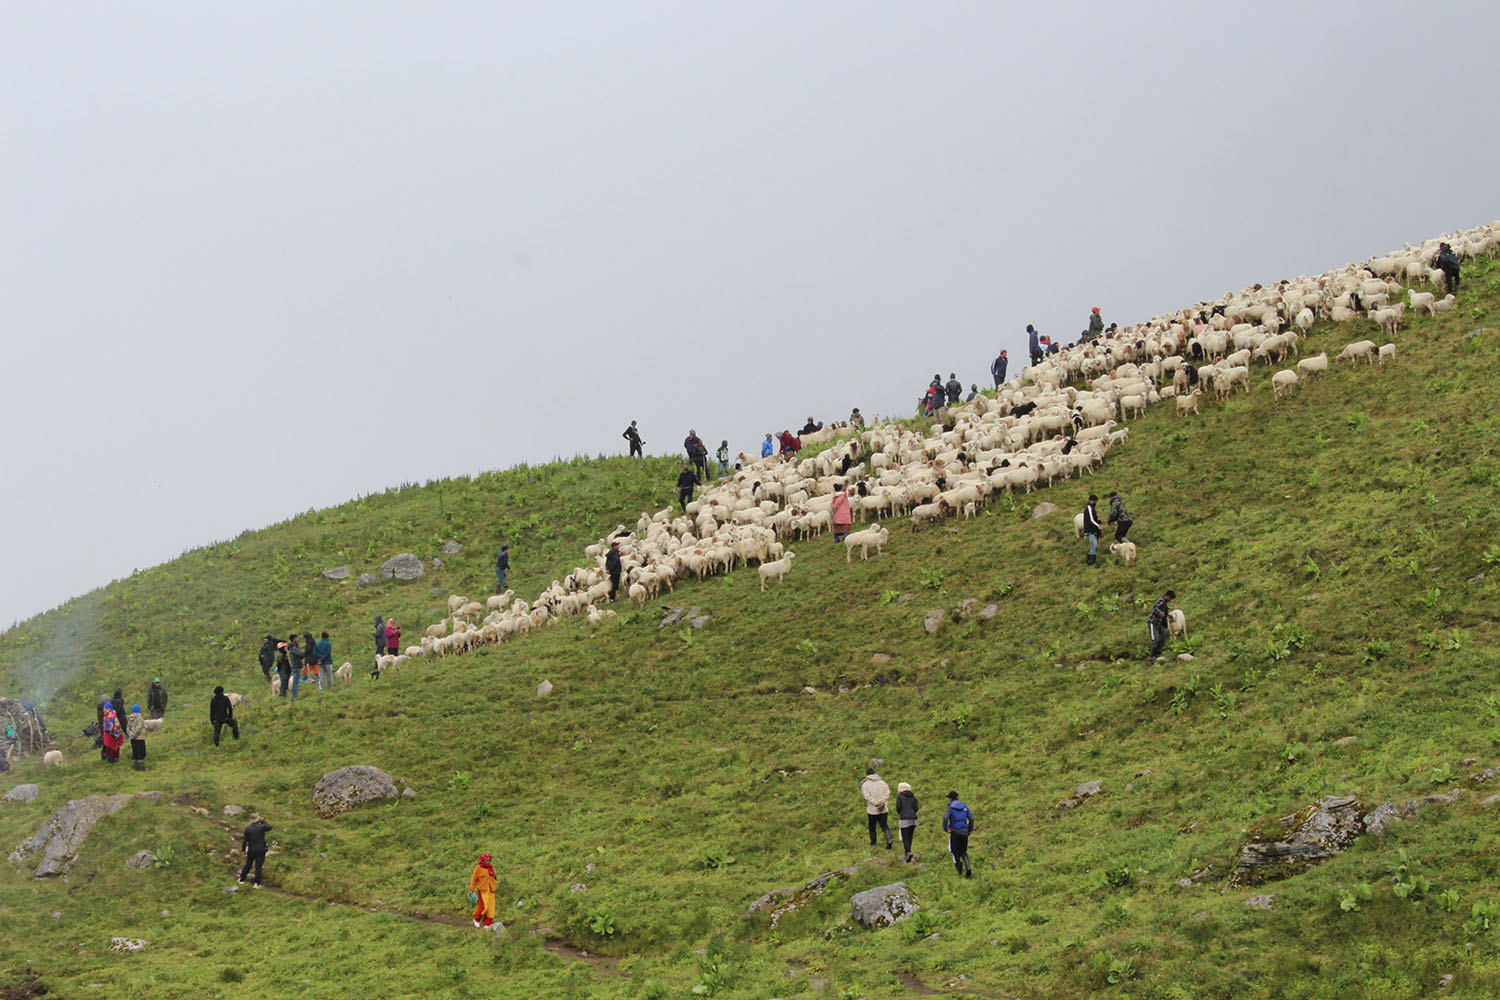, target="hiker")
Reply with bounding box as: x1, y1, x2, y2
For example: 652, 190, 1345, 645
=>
716, 440, 730, 477
849, 407, 864, 429
1435, 242, 1461, 293
943, 791, 975, 877
95, 694, 108, 760
372, 615, 386, 656
210, 686, 238, 745
274, 641, 291, 695
684, 429, 708, 481
286, 635, 304, 700
384, 619, 401, 658
495, 545, 510, 591
861, 768, 894, 850
1148, 590, 1175, 661
126, 705, 147, 770
1082, 494, 1103, 566
778, 429, 801, 456
100, 697, 123, 764
1028, 325, 1042, 366
676, 466, 698, 514
761, 434, 774, 458
1107, 491, 1133, 541
146, 678, 167, 719
966, 383, 980, 402
112, 688, 126, 728
257, 636, 277, 682
469, 852, 498, 928
991, 350, 1008, 388
945, 373, 962, 406
605, 542, 623, 602
830, 484, 853, 543
302, 632, 316, 681
1088, 307, 1104, 340
895, 782, 920, 862
314, 632, 333, 691
622, 420, 644, 458
238, 813, 272, 887
1045, 336, 1059, 355
921, 382, 940, 417
800, 417, 823, 436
